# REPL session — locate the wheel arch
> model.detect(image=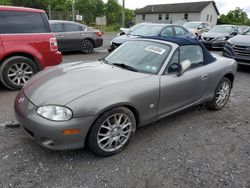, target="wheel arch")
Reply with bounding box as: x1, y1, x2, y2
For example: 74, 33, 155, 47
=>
0, 52, 42, 71
84, 103, 141, 146
224, 73, 234, 86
